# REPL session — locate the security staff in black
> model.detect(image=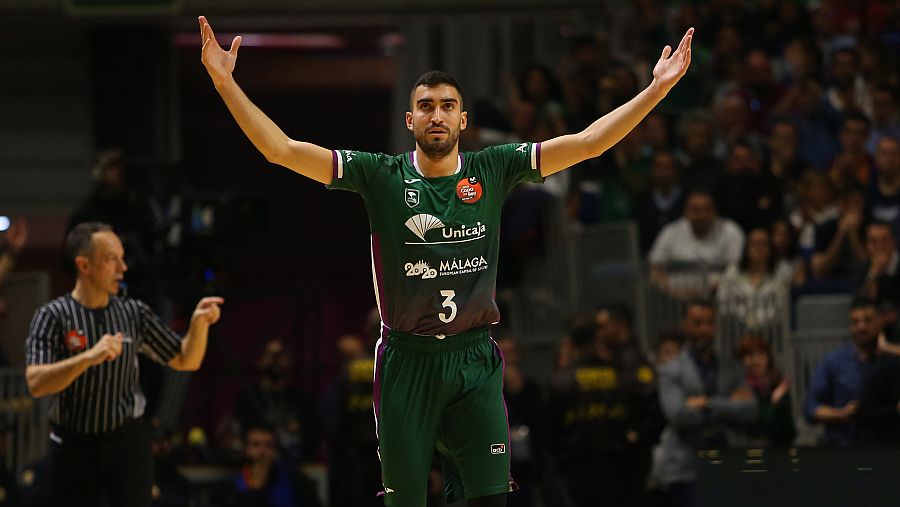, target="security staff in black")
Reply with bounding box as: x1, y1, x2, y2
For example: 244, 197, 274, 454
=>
547, 314, 662, 507
25, 222, 224, 507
